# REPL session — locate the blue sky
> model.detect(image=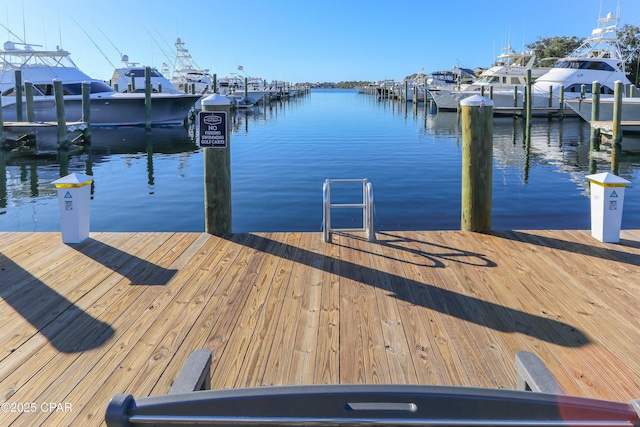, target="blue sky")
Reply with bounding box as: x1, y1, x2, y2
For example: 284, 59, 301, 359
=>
2, 0, 638, 83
